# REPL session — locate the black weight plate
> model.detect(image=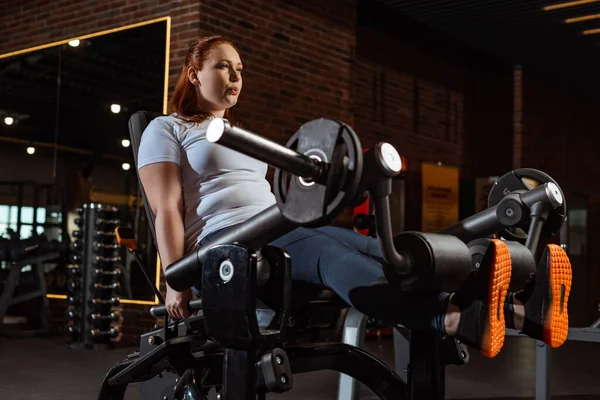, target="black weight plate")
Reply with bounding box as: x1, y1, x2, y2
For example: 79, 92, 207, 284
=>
488, 168, 567, 243
273, 119, 363, 226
